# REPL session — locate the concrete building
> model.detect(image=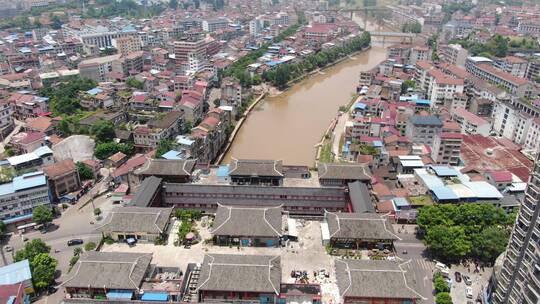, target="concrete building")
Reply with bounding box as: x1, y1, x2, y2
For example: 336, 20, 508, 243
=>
96, 207, 173, 243
249, 18, 263, 36
202, 17, 229, 33
451, 108, 490, 136
220, 77, 242, 109
211, 204, 282, 247
0, 172, 50, 226
405, 115, 443, 146
0, 100, 14, 139
439, 44, 468, 67
113, 36, 142, 56
491, 157, 540, 304
78, 54, 122, 82
0, 260, 34, 294
42, 159, 81, 202
133, 111, 183, 150
467, 62, 536, 99
431, 132, 462, 166
494, 56, 528, 78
